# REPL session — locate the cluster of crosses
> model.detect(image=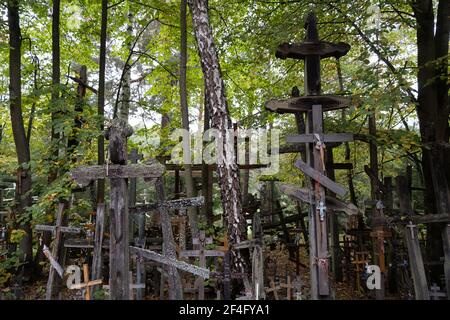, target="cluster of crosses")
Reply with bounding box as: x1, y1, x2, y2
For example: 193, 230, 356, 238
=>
33, 11, 450, 301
